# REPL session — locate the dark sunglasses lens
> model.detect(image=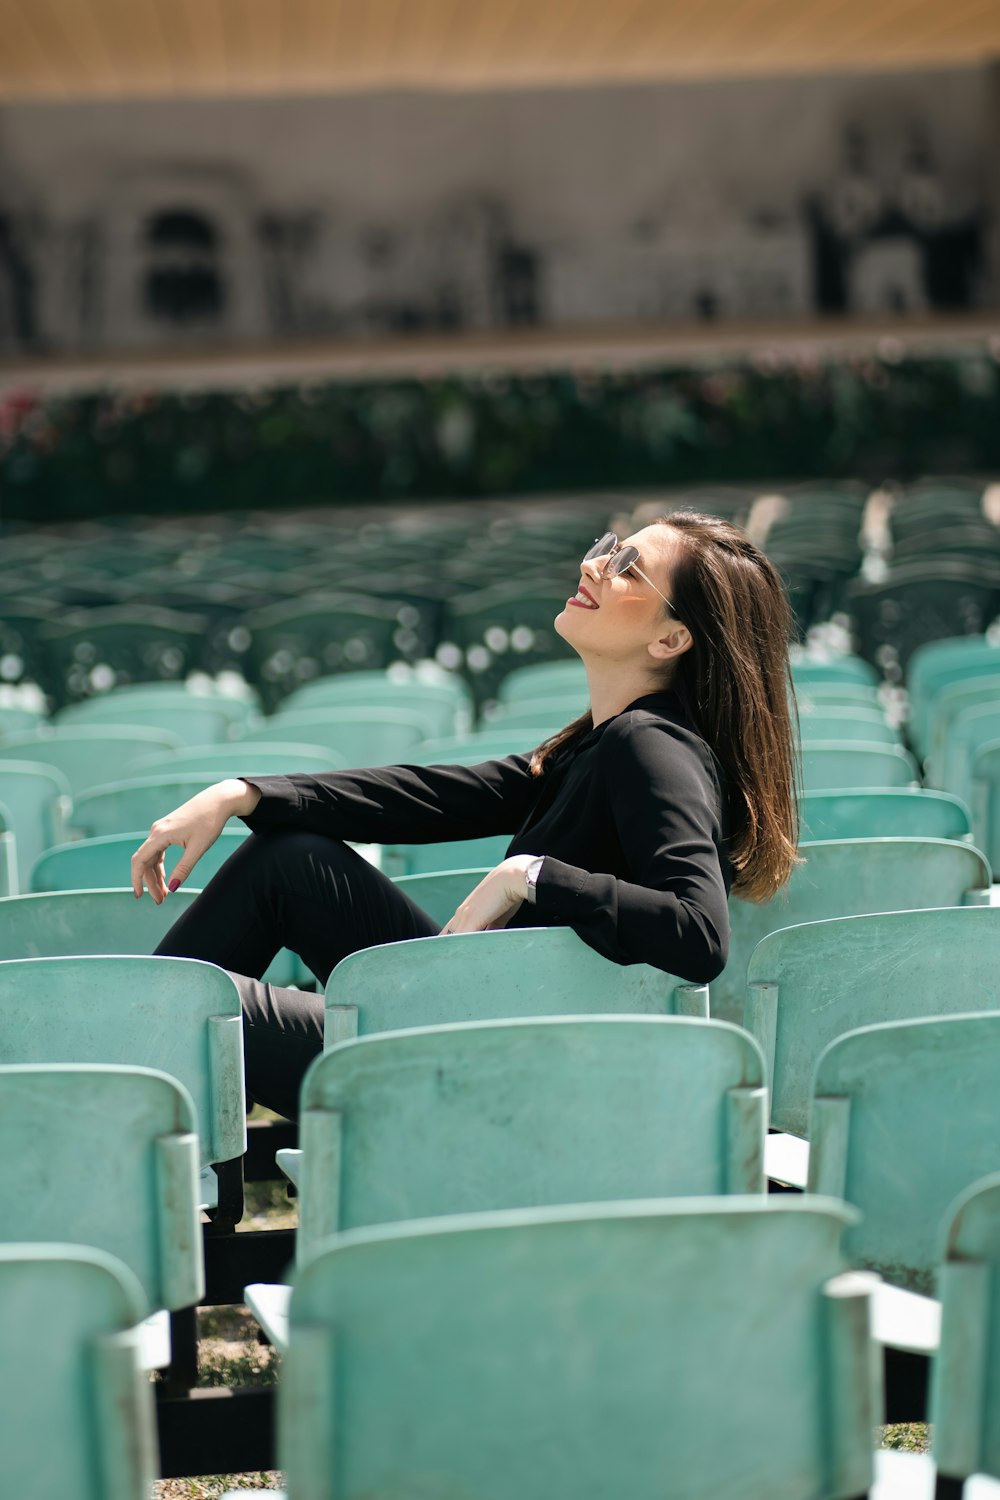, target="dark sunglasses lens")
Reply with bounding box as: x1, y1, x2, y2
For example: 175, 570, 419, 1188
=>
606, 545, 639, 576
583, 533, 617, 562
